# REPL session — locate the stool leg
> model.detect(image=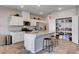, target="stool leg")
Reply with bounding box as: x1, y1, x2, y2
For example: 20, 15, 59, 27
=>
53, 41, 55, 47
56, 39, 58, 46
46, 40, 47, 49
43, 39, 44, 50
49, 46, 50, 53
57, 40, 59, 45
52, 42, 53, 51
55, 41, 56, 47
